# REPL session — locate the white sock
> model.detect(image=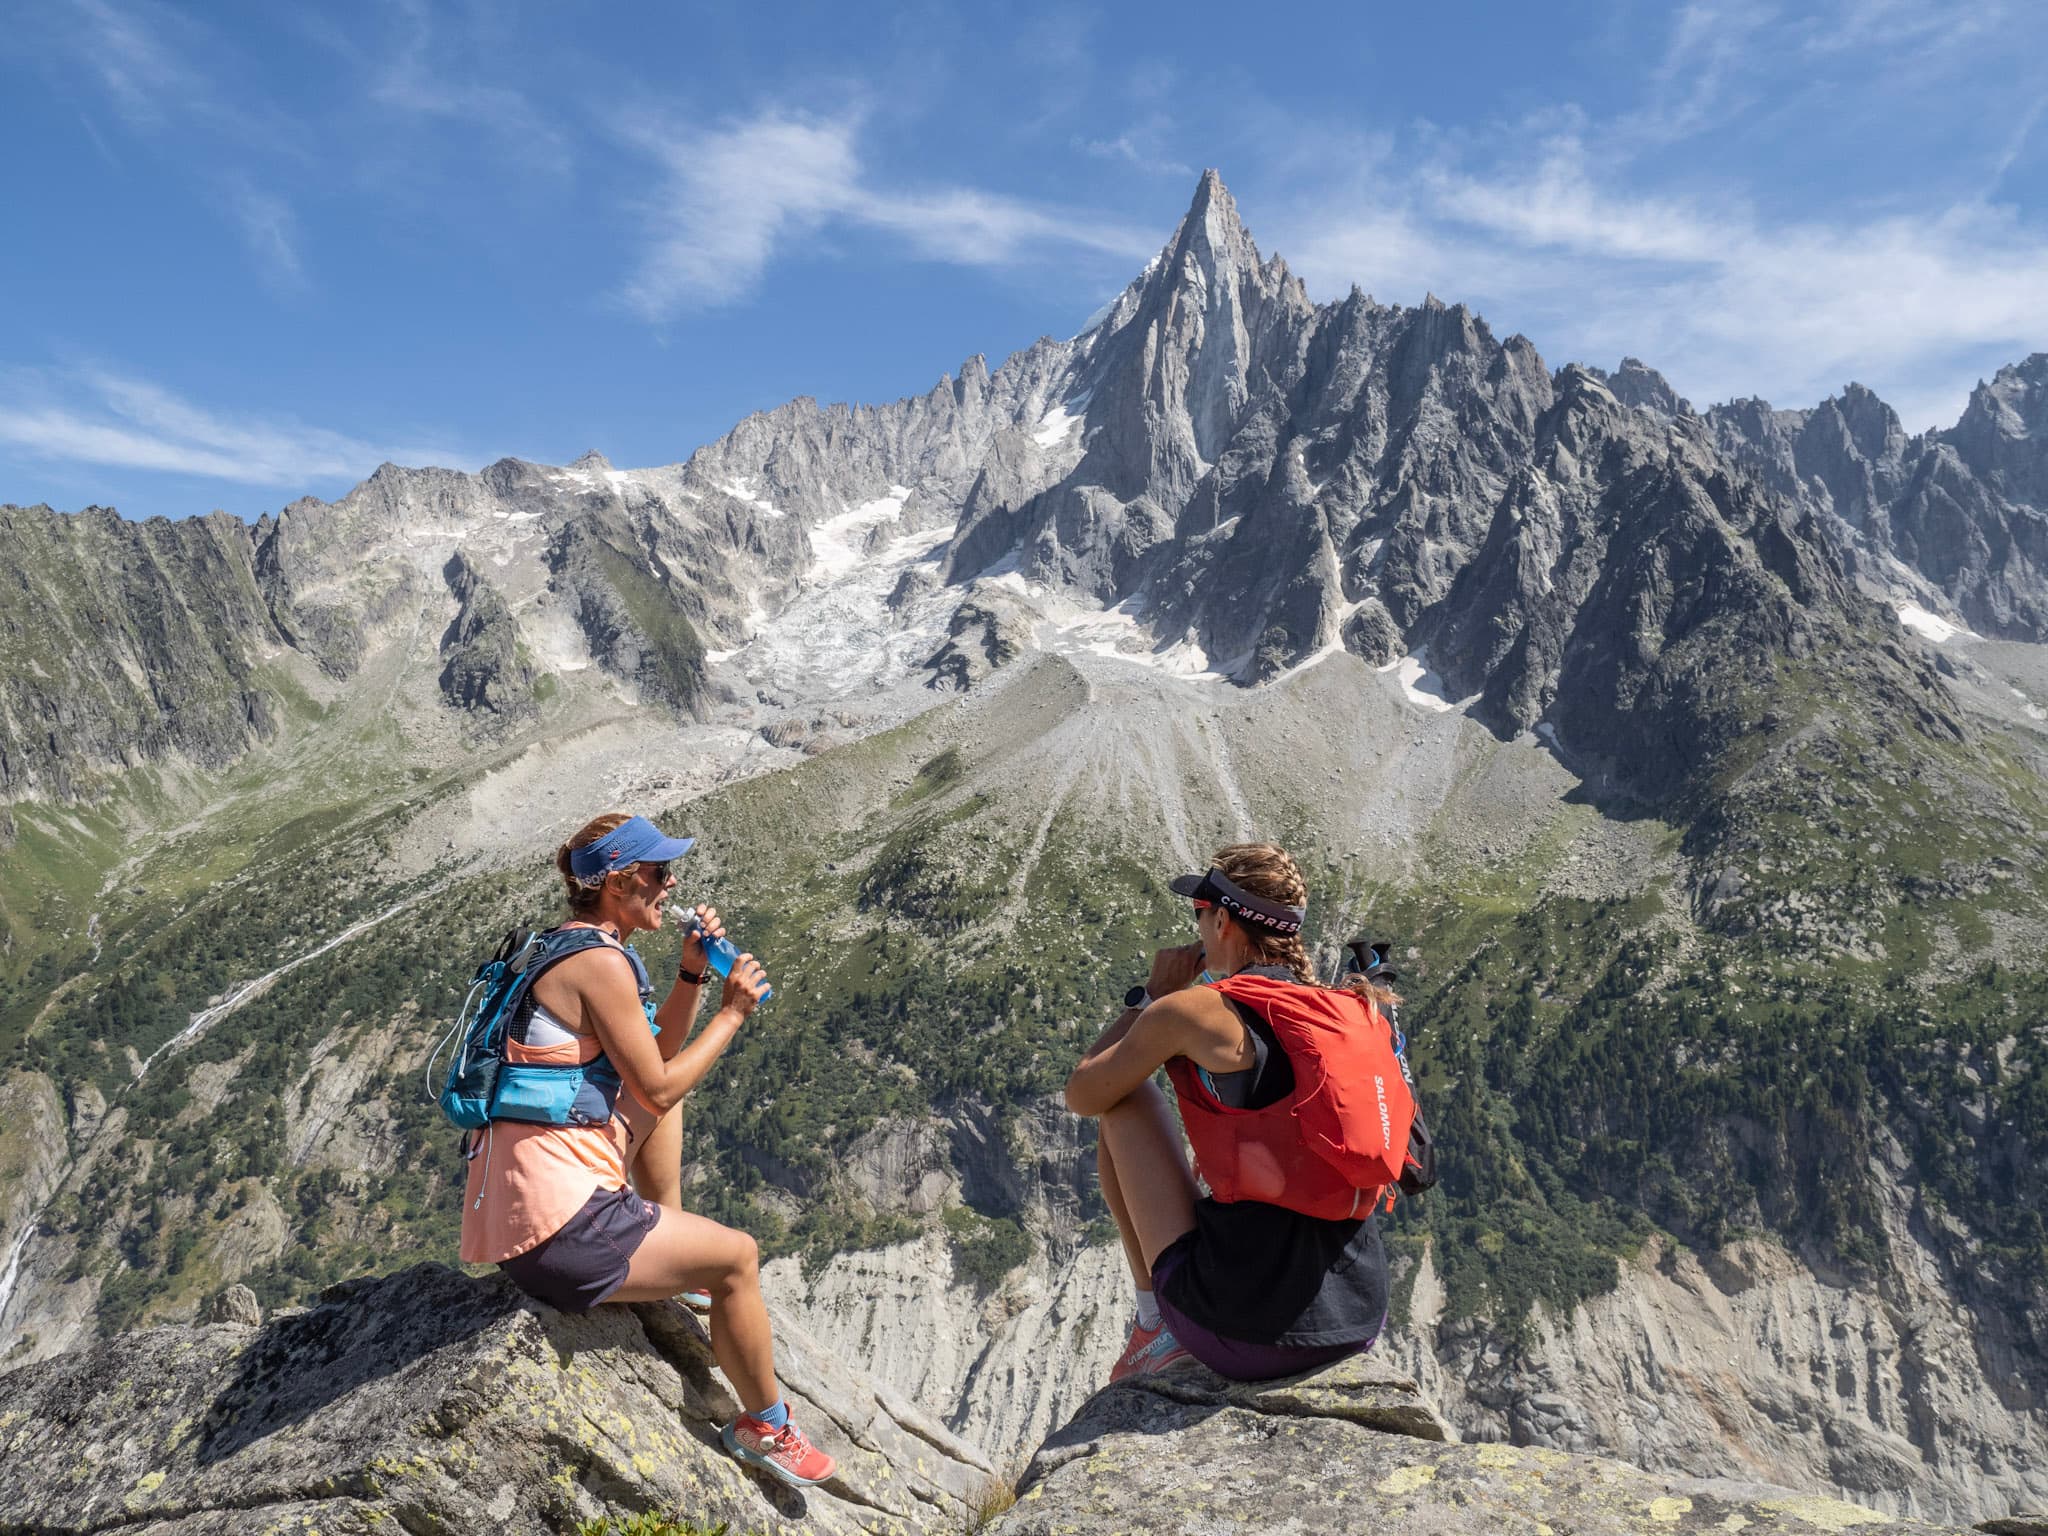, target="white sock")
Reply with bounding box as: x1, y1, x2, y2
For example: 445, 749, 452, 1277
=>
1135, 1289, 1161, 1331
